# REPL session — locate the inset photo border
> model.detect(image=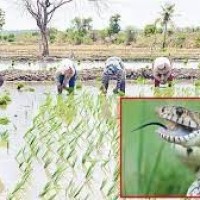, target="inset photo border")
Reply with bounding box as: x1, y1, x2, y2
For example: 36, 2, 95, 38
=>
120, 97, 200, 198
